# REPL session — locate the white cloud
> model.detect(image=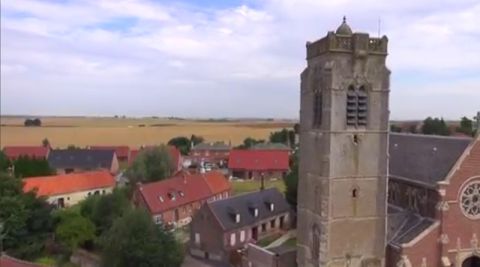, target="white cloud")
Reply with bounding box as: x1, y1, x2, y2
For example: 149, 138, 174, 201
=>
1, 0, 479, 119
